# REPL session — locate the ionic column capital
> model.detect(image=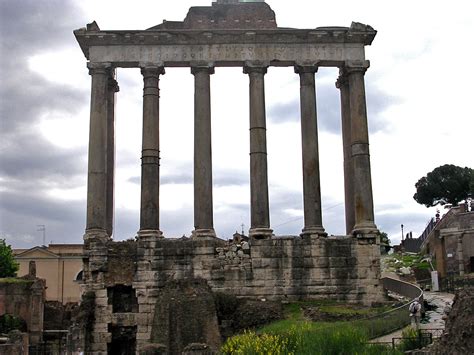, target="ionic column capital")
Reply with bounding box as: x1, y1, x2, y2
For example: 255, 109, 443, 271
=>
108, 76, 120, 93
191, 65, 215, 75
344, 60, 370, 75
87, 62, 112, 75
243, 61, 269, 75
294, 65, 318, 75
335, 73, 349, 89
140, 66, 165, 78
